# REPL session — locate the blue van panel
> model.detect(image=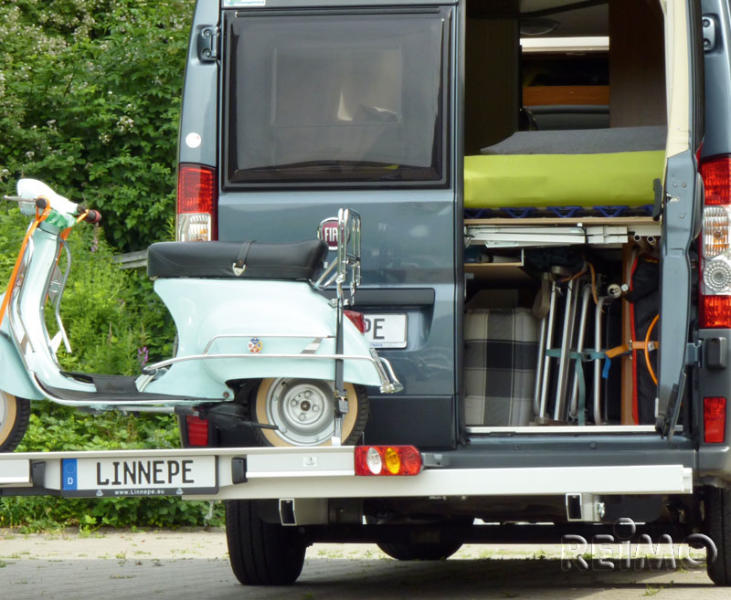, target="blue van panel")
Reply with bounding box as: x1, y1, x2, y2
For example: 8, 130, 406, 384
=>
217, 189, 457, 399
